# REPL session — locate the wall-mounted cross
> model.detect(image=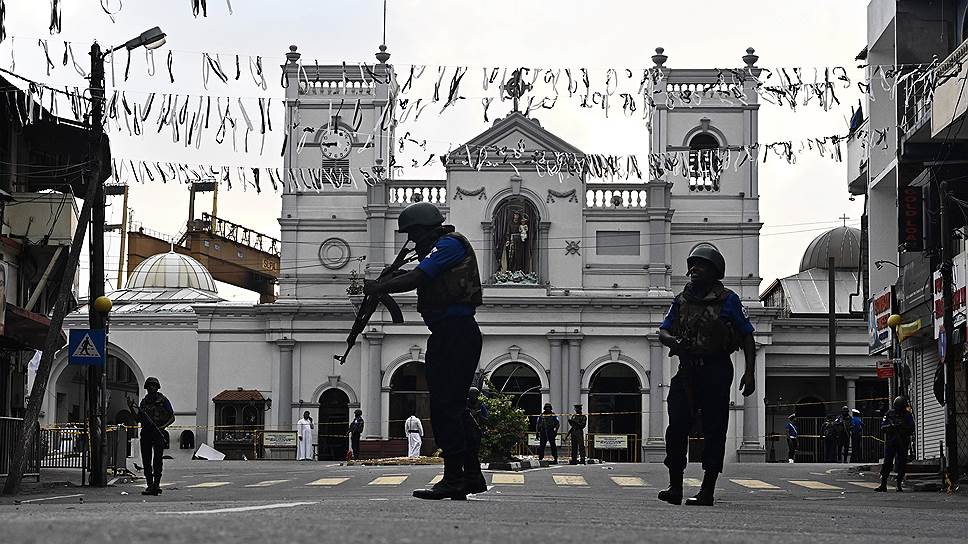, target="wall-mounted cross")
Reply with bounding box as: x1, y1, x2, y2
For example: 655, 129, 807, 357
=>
840, 214, 850, 227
